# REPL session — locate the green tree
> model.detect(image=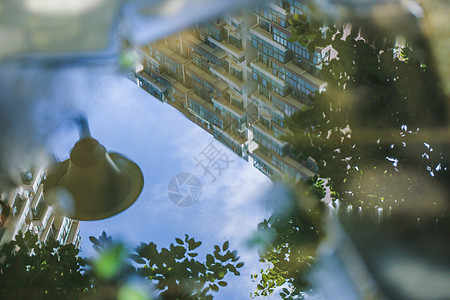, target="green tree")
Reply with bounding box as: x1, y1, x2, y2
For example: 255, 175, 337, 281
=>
252, 178, 326, 299
0, 231, 91, 299
0, 231, 243, 300
133, 234, 243, 300
253, 4, 448, 298
88, 232, 244, 300
285, 21, 449, 220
